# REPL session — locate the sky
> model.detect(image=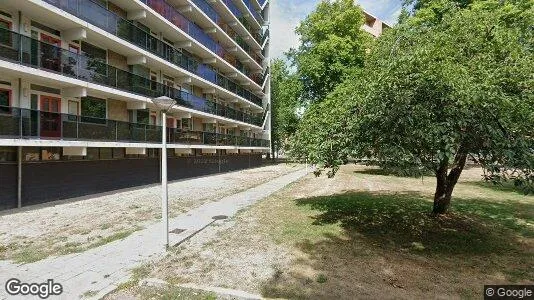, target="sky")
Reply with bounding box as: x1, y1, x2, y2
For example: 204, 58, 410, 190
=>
270, 0, 404, 59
